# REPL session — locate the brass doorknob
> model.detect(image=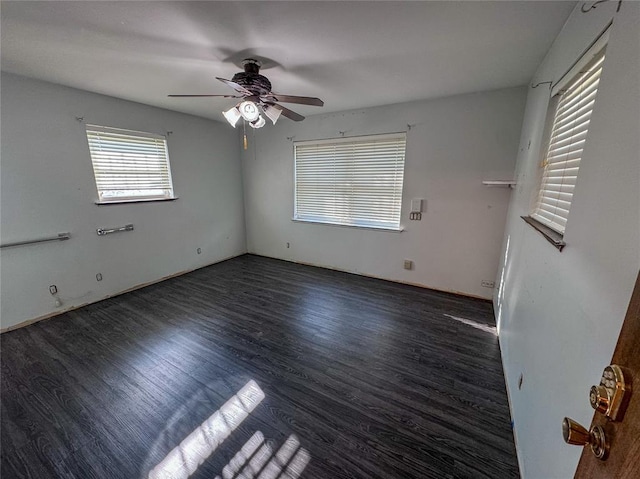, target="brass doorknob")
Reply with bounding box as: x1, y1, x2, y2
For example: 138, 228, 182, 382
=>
562, 417, 608, 460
